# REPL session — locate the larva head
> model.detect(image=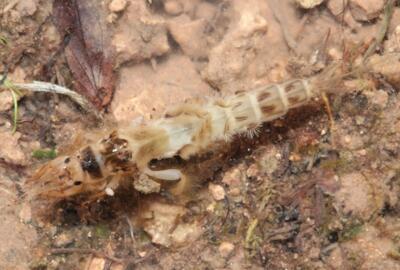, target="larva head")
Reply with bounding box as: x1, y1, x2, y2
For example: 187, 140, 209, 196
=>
27, 132, 136, 200
27, 147, 109, 199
